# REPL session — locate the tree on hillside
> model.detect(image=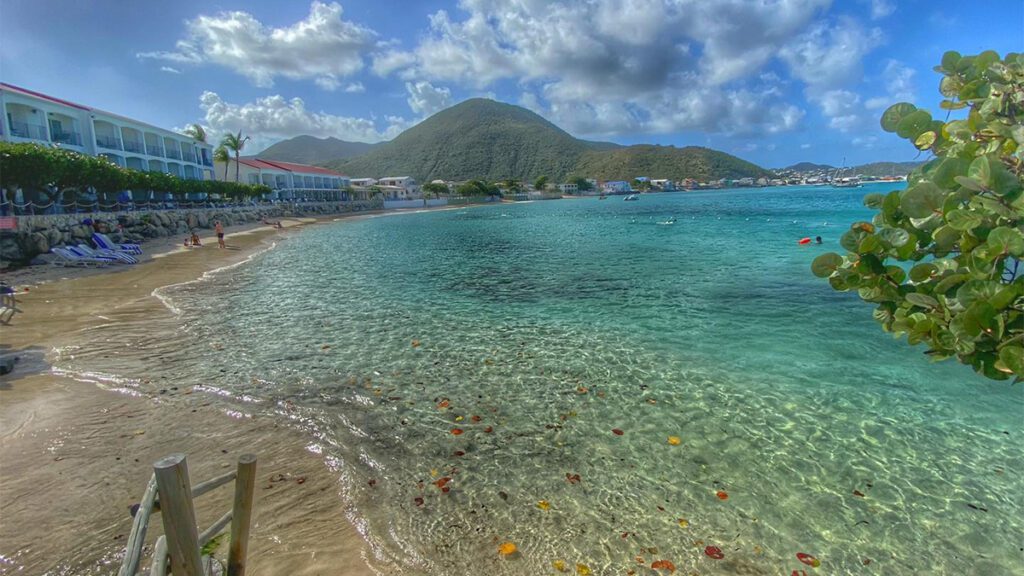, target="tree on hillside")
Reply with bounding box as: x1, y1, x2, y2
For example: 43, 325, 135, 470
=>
502, 179, 522, 193
632, 178, 651, 192
533, 175, 549, 191
183, 124, 207, 143
422, 182, 450, 197
456, 180, 499, 196
213, 145, 230, 181
221, 131, 250, 183
812, 50, 1024, 382
567, 176, 593, 192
